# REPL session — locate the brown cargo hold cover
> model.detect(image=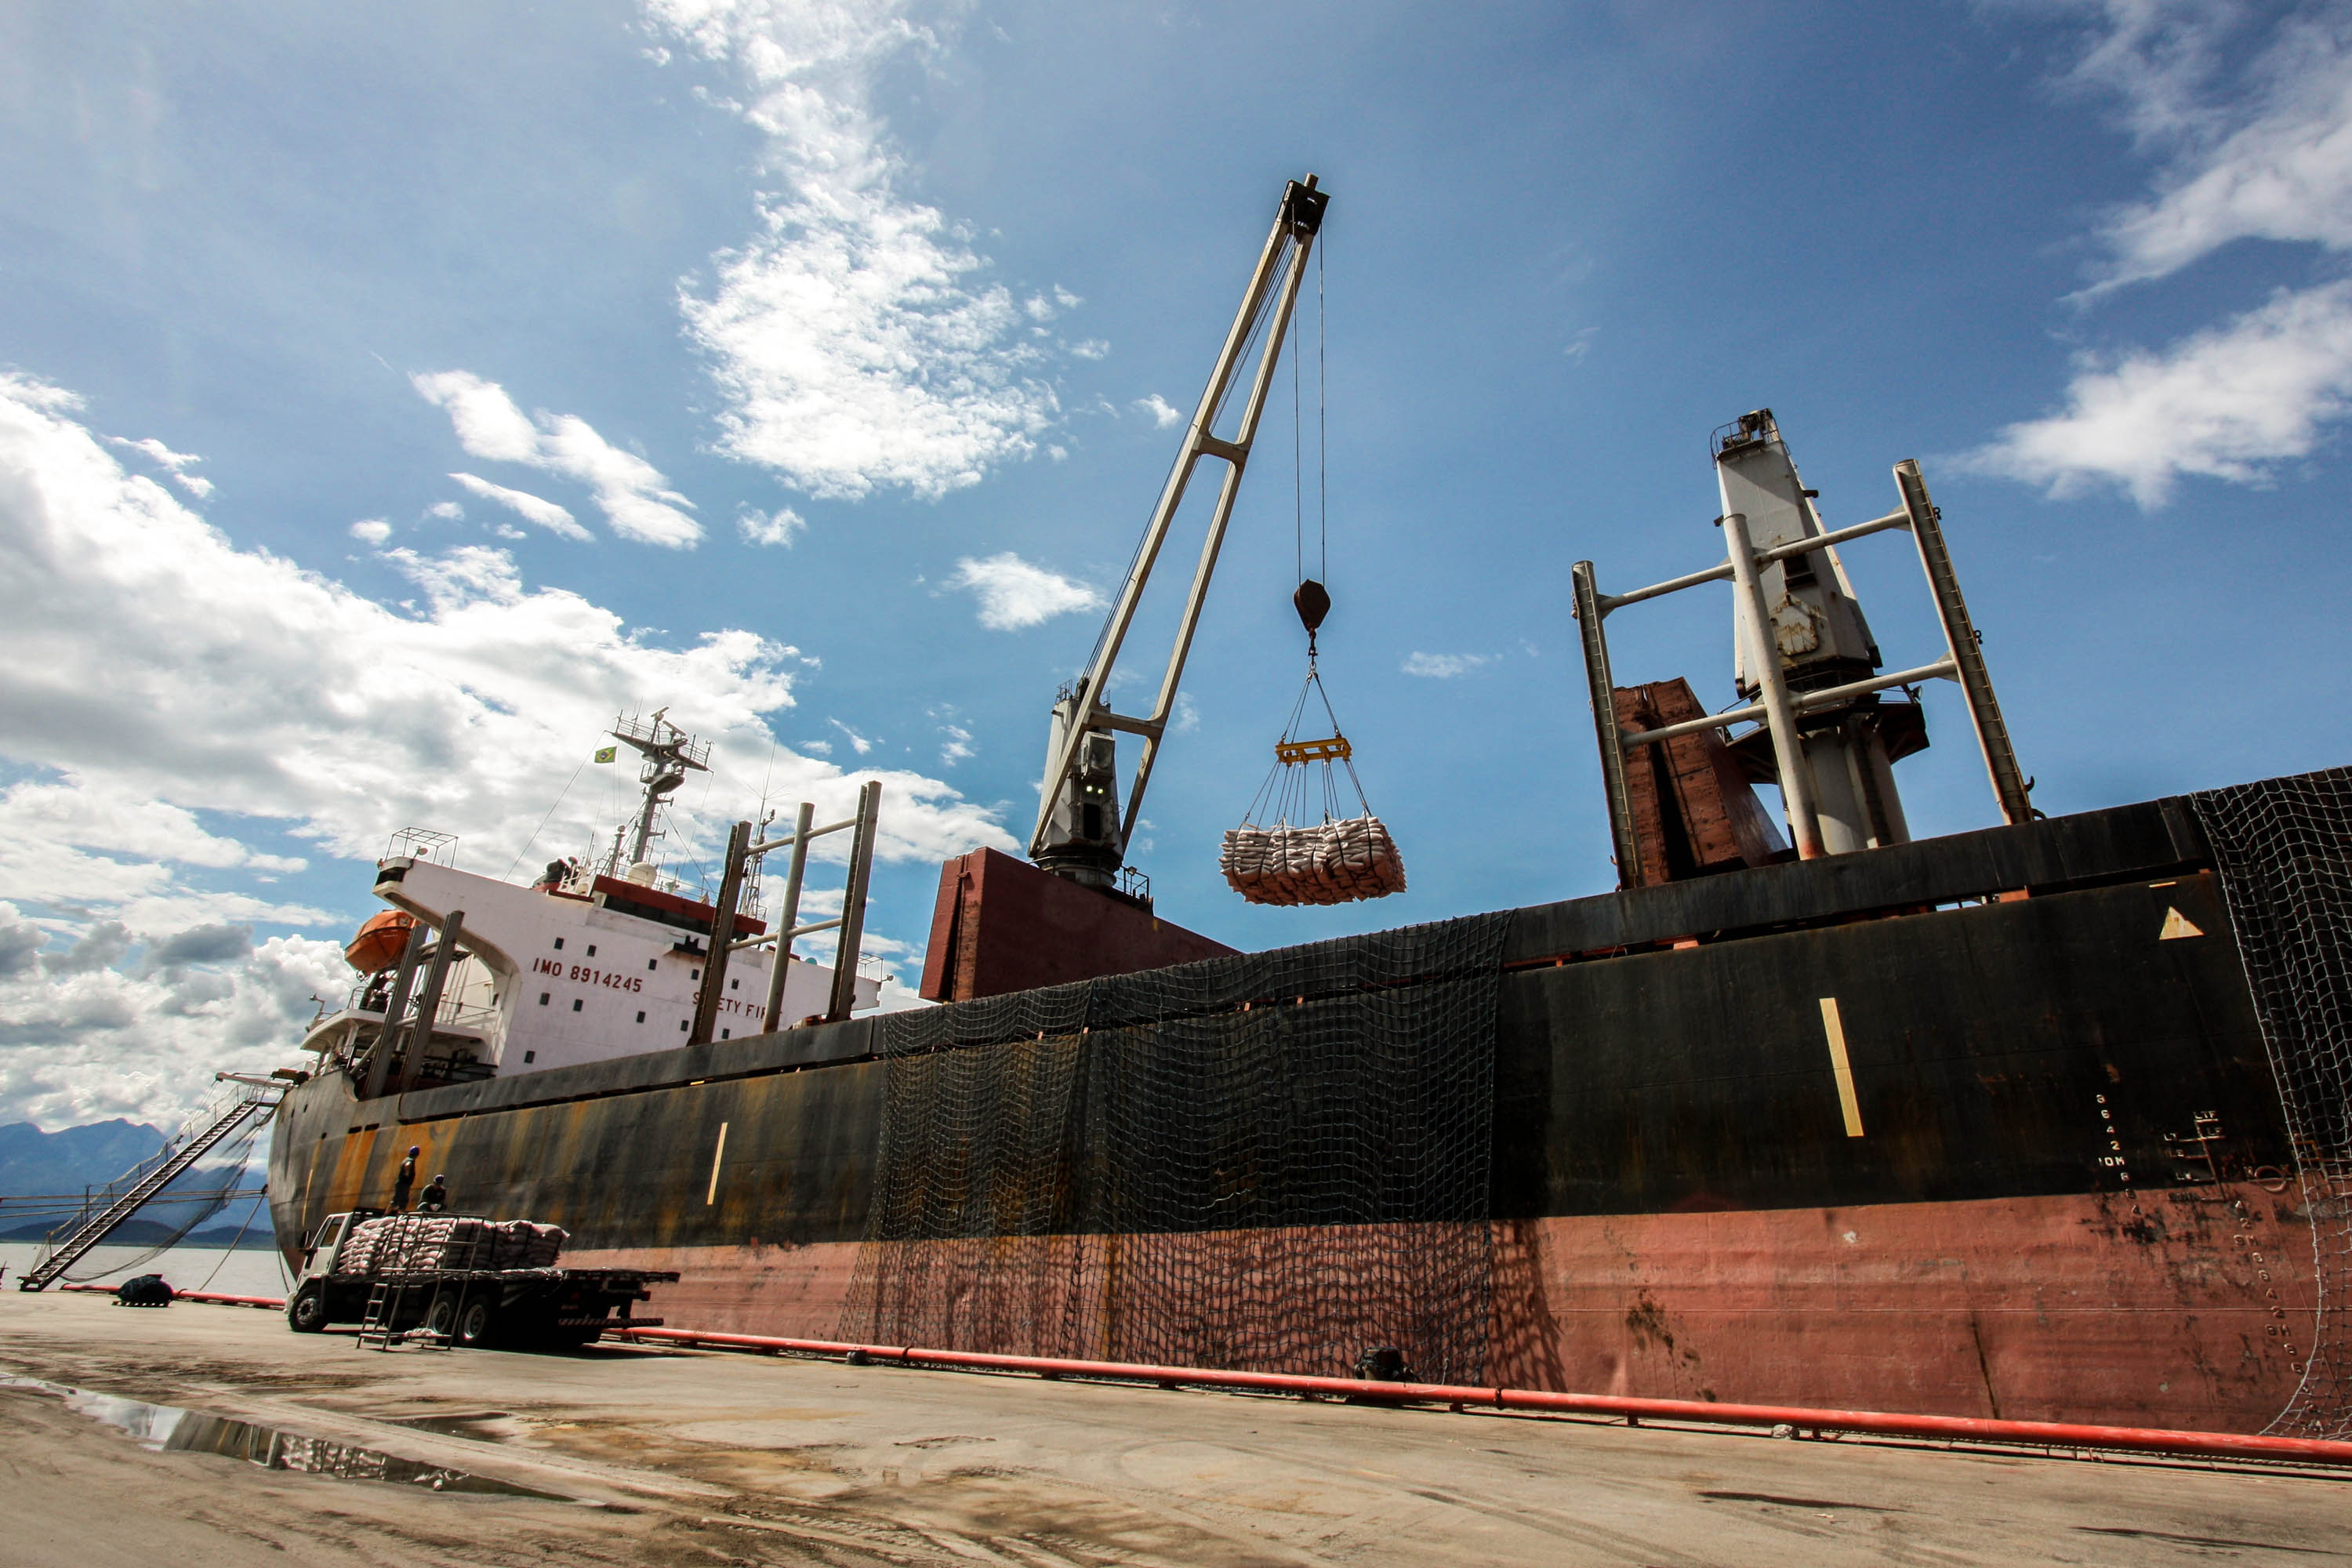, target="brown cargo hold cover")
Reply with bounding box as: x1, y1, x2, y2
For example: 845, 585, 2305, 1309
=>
920, 848, 1238, 1002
